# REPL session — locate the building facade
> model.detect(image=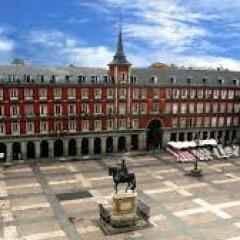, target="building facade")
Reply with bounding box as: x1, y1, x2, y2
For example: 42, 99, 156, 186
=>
0, 29, 240, 162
